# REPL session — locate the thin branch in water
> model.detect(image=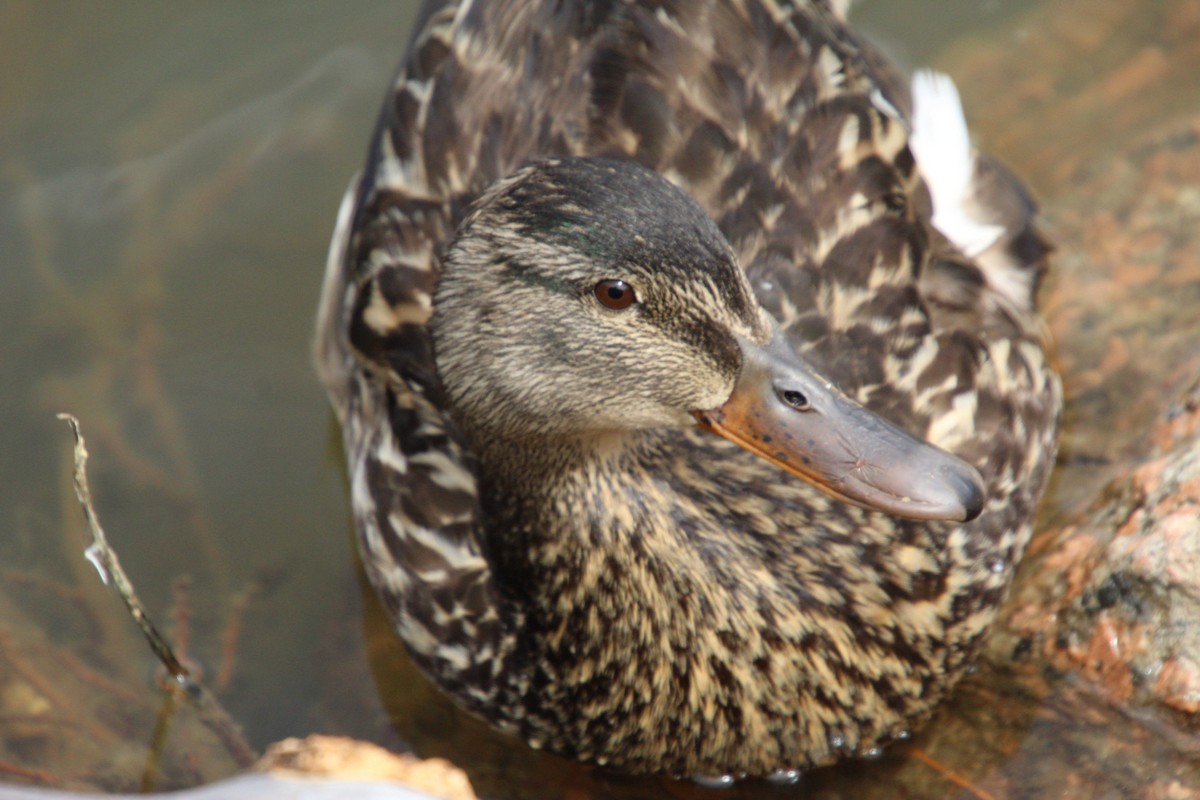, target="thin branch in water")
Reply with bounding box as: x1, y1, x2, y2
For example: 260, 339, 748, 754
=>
169, 575, 196, 671
142, 689, 181, 793
0, 628, 112, 744
31, 642, 142, 705
57, 413, 257, 769
906, 746, 997, 800
0, 759, 64, 788
217, 581, 260, 692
